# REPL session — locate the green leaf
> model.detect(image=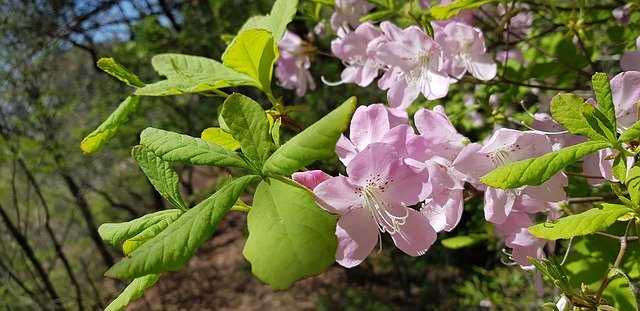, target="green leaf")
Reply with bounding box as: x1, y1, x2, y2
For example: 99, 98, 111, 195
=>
238, 0, 298, 42
122, 216, 178, 256
98, 209, 183, 245
550, 93, 607, 141
359, 10, 396, 23
430, 0, 498, 20
611, 154, 627, 184
581, 104, 616, 143
528, 203, 632, 240
592, 73, 616, 130
105, 175, 259, 279
441, 234, 488, 249
139, 127, 250, 170
271, 117, 282, 148
104, 273, 161, 311
221, 93, 272, 166
222, 29, 278, 96
135, 53, 255, 96
618, 120, 640, 143
625, 166, 640, 206
480, 140, 611, 189
263, 97, 357, 175
243, 177, 337, 290
132, 145, 188, 210
201, 127, 240, 150
81, 95, 140, 154
97, 58, 145, 88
